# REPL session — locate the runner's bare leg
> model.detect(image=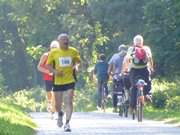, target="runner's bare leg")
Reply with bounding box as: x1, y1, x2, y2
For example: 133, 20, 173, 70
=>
64, 89, 74, 124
